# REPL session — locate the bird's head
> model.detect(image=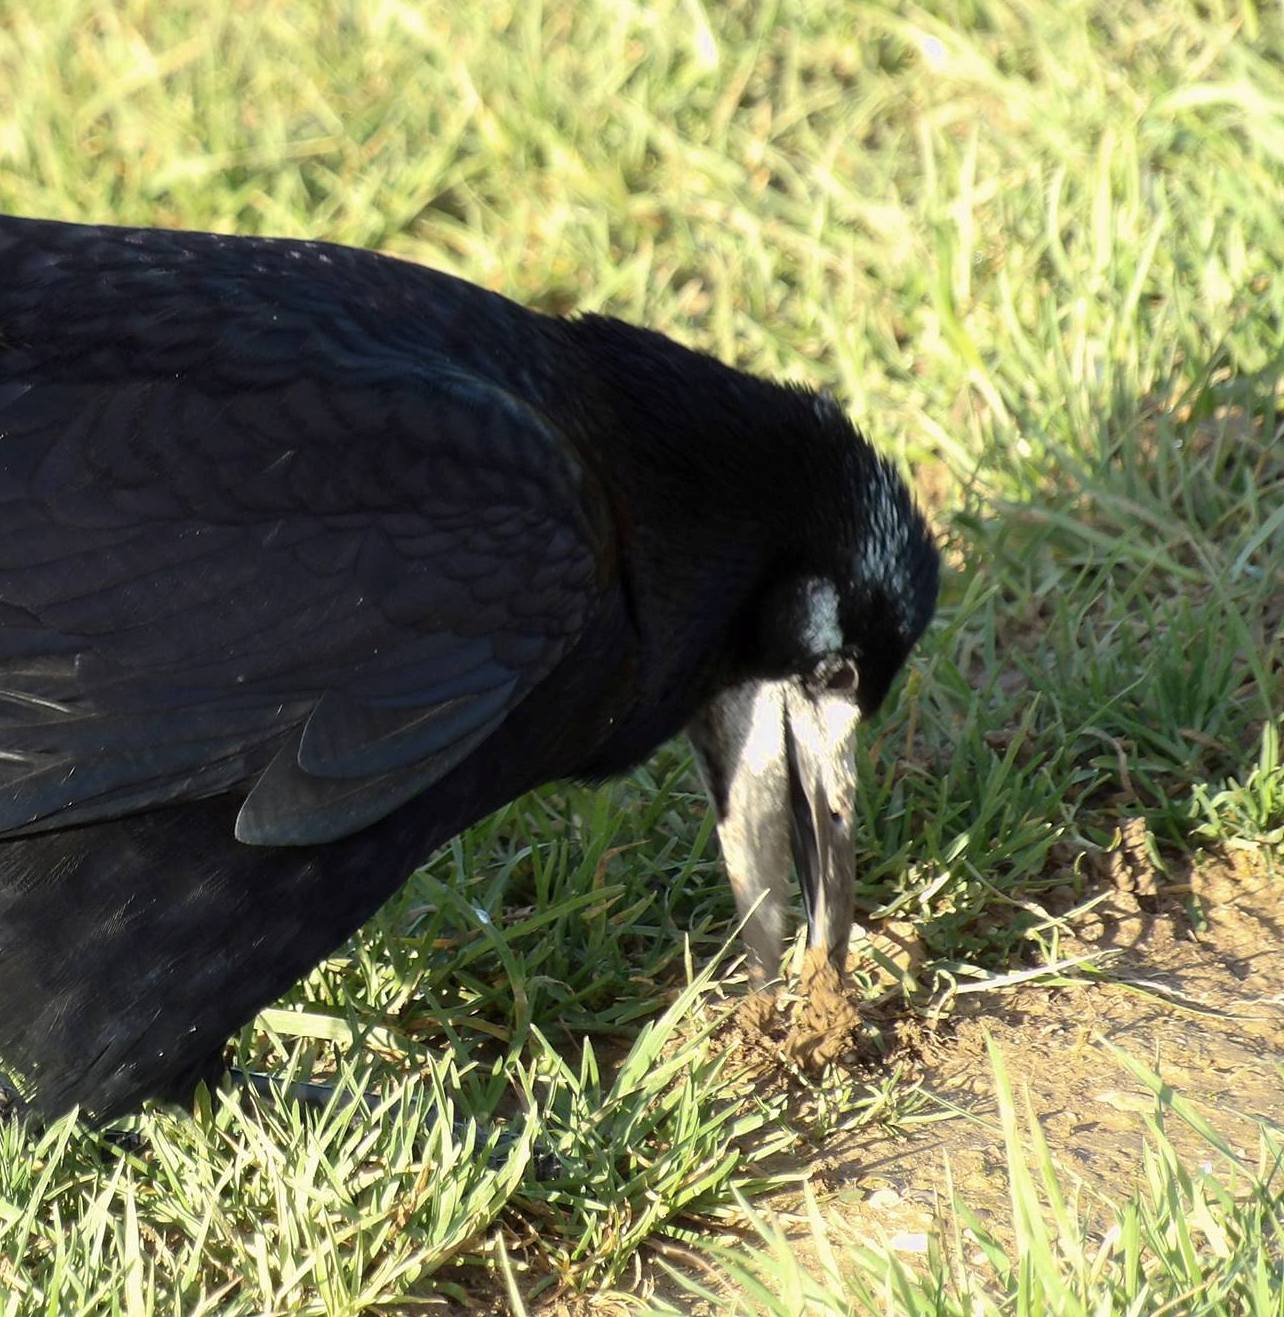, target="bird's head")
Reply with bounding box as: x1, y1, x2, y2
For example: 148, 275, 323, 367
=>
690, 392, 939, 990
